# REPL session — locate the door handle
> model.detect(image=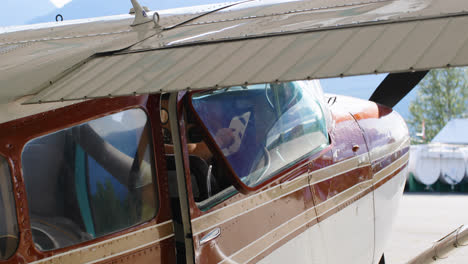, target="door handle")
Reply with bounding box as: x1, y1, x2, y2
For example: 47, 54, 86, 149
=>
199, 228, 221, 246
